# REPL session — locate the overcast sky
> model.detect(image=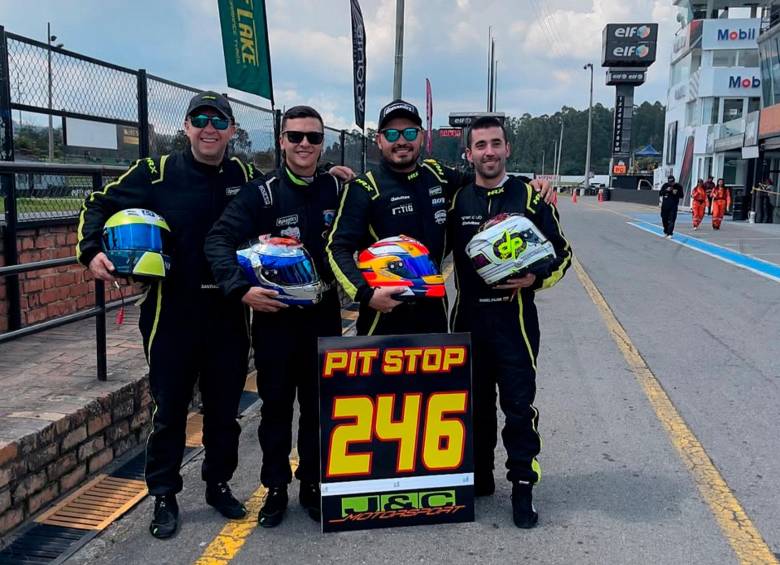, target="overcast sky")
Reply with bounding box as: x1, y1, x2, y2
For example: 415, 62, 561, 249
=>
0, 0, 679, 130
